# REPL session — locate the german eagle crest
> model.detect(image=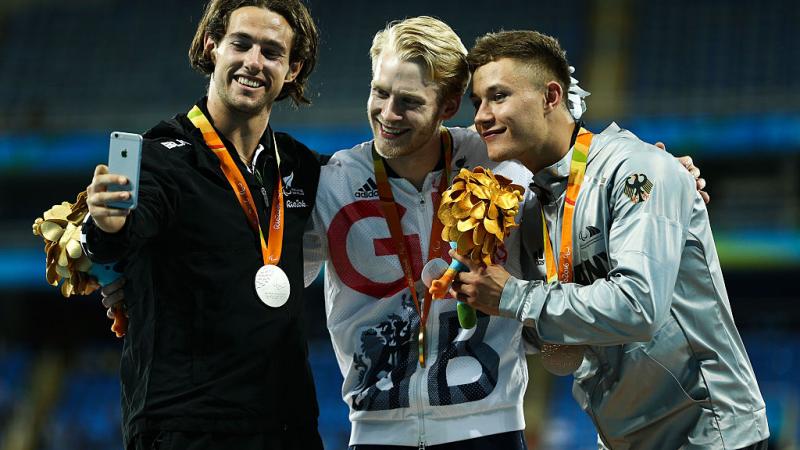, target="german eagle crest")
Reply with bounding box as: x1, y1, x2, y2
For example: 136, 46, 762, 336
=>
623, 173, 653, 203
